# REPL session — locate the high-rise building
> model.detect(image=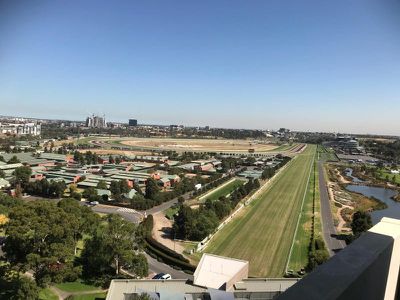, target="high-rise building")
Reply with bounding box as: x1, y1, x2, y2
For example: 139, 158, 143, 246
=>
0, 122, 41, 136
86, 114, 106, 128
128, 119, 138, 127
